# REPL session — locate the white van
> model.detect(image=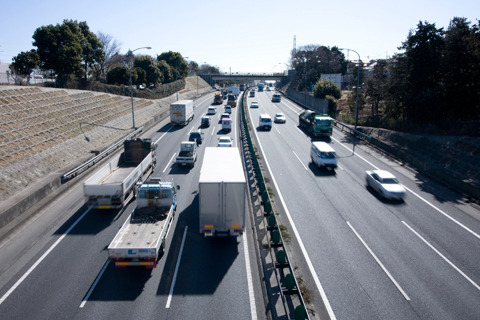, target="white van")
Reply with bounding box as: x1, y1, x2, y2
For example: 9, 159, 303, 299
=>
259, 114, 272, 130
310, 142, 337, 169
222, 117, 232, 132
